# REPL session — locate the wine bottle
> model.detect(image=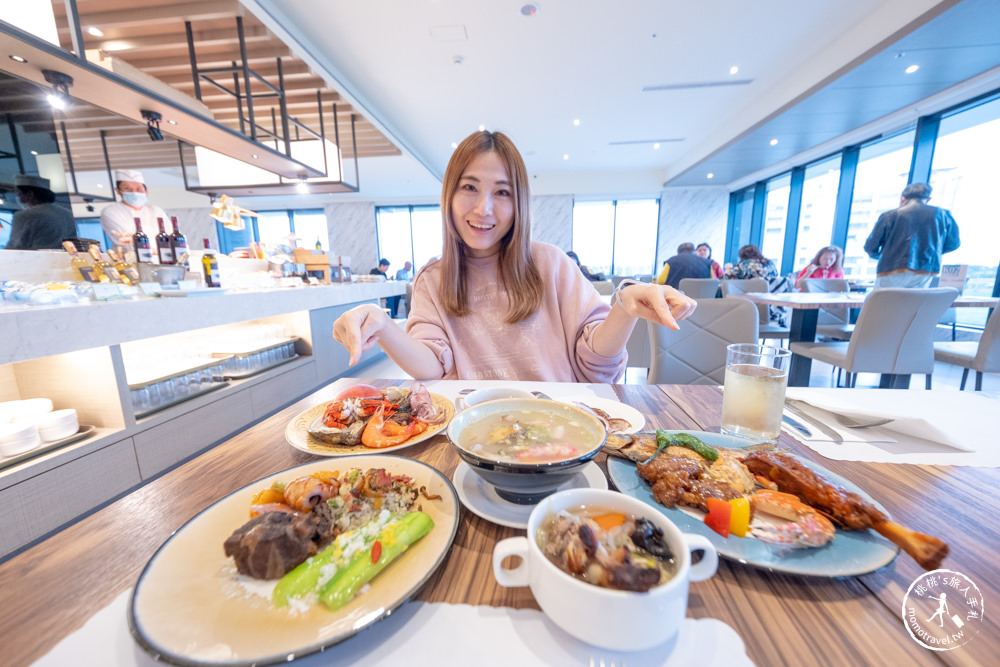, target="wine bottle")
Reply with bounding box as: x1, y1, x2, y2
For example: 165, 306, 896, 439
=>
133, 218, 154, 264
87, 245, 122, 283
109, 247, 140, 286
169, 216, 188, 262
202, 238, 221, 288
62, 241, 96, 282
155, 217, 174, 264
